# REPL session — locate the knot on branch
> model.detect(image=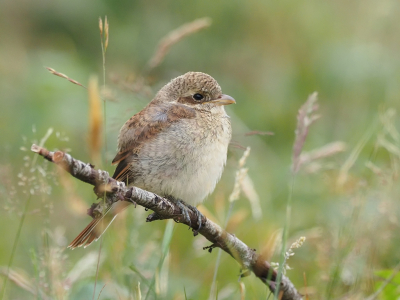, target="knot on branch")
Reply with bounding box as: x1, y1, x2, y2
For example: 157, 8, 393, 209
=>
87, 202, 103, 219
